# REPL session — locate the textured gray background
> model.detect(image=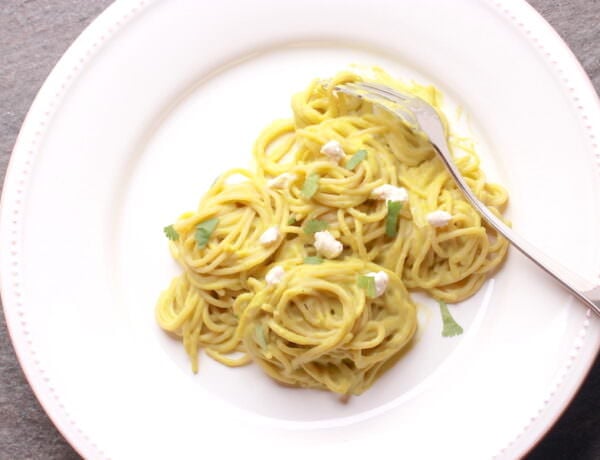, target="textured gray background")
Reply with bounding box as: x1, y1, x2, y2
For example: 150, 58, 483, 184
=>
1, 1, 599, 459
